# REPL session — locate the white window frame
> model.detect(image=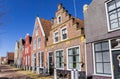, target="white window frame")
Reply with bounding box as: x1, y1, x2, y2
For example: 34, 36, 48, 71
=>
61, 27, 67, 41
38, 52, 44, 68
105, 0, 120, 32
66, 45, 81, 71
54, 31, 59, 43
57, 15, 62, 24
92, 40, 112, 77
54, 49, 64, 70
